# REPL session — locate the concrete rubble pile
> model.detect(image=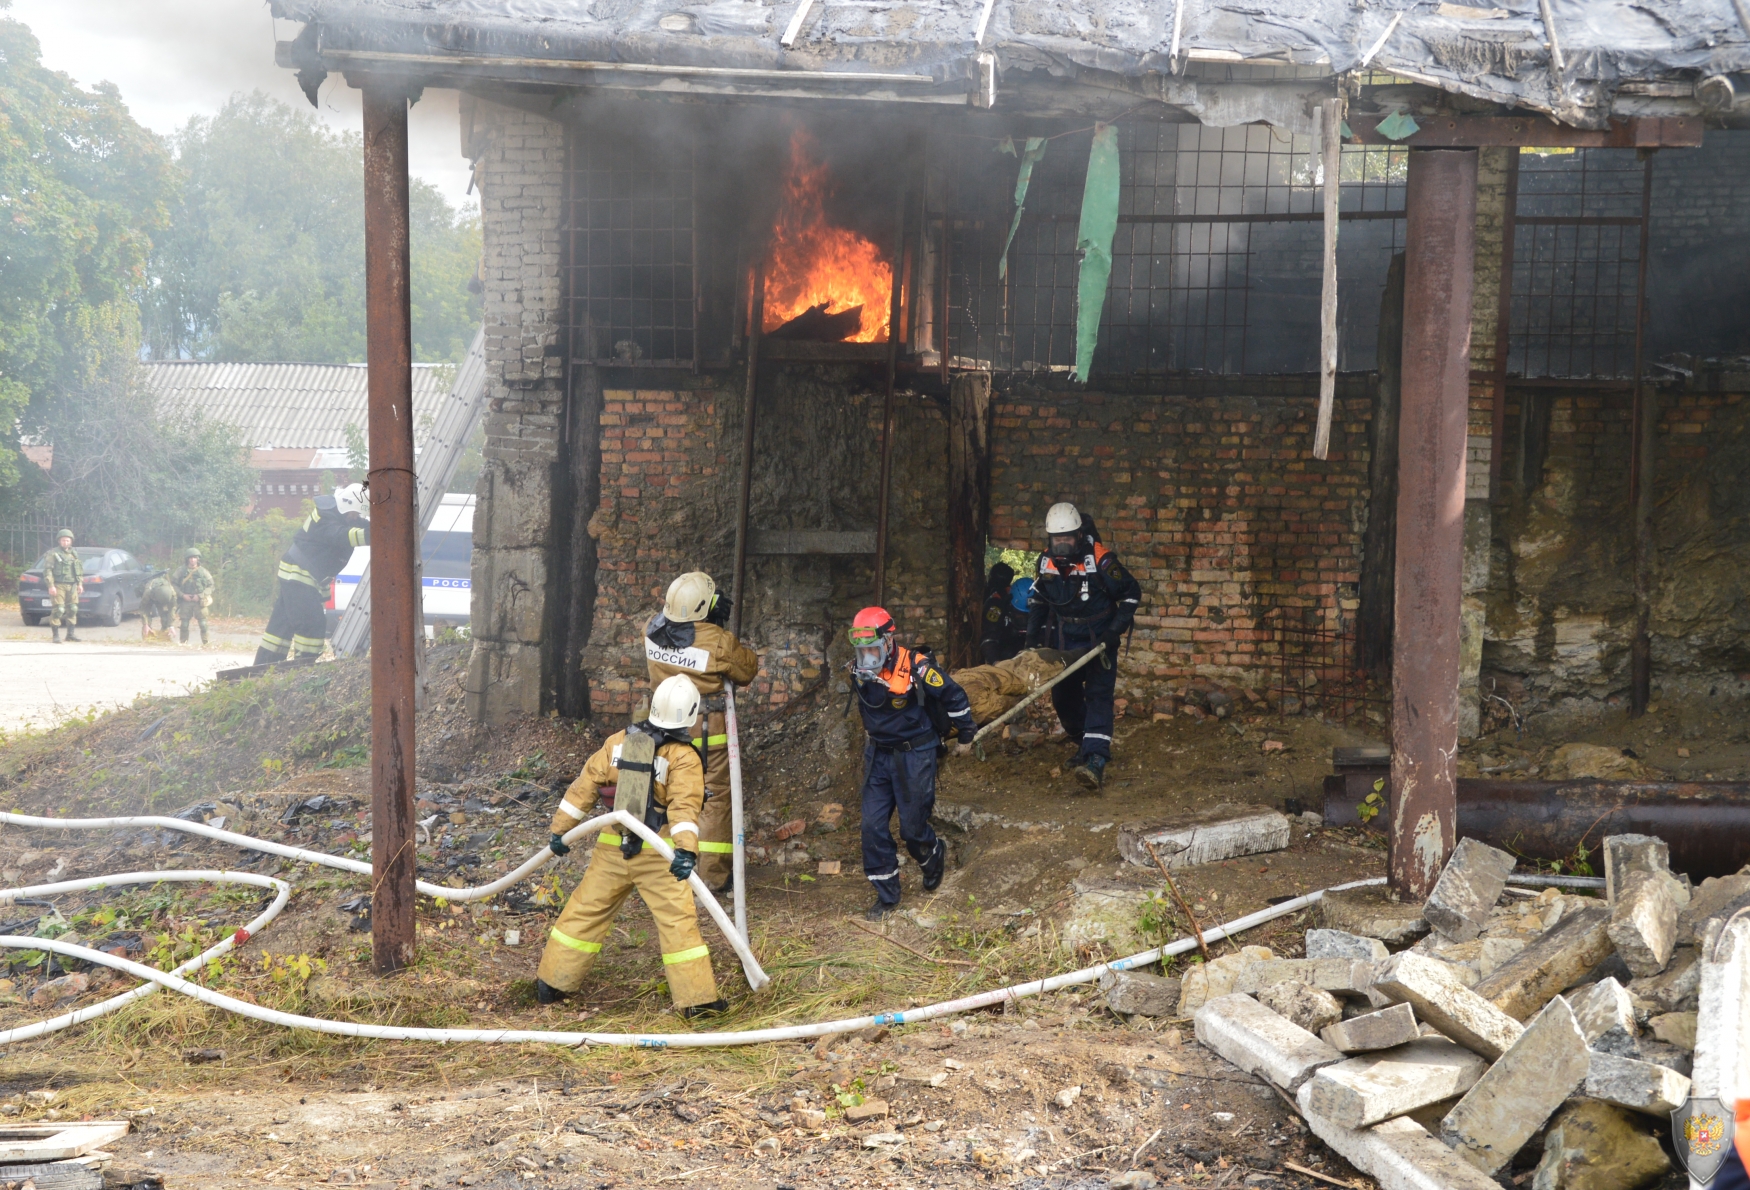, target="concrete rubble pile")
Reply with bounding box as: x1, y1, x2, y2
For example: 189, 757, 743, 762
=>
1180, 833, 1750, 1190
